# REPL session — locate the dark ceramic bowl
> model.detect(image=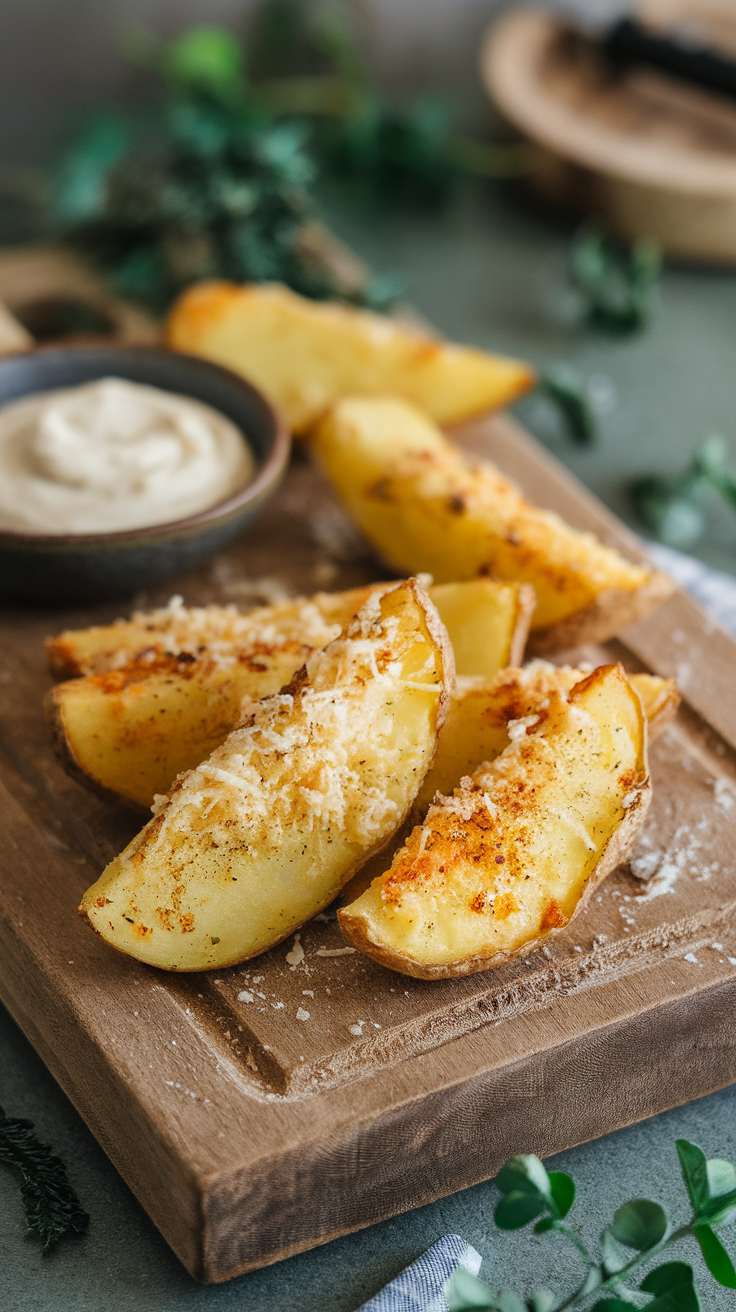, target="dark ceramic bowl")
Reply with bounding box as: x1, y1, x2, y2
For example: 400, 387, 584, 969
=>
0, 346, 290, 604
